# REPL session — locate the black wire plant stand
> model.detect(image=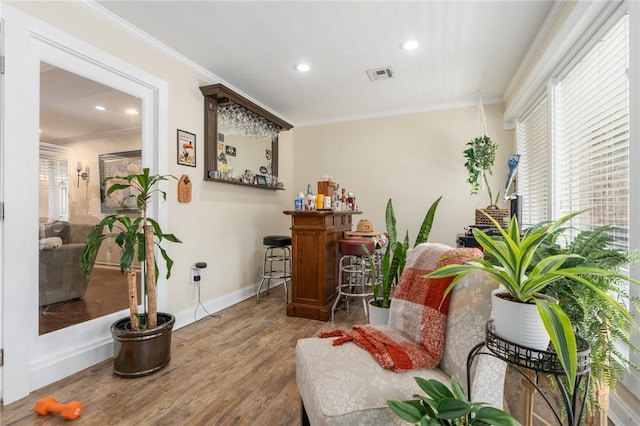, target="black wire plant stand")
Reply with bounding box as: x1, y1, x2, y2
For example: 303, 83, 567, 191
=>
467, 320, 591, 426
